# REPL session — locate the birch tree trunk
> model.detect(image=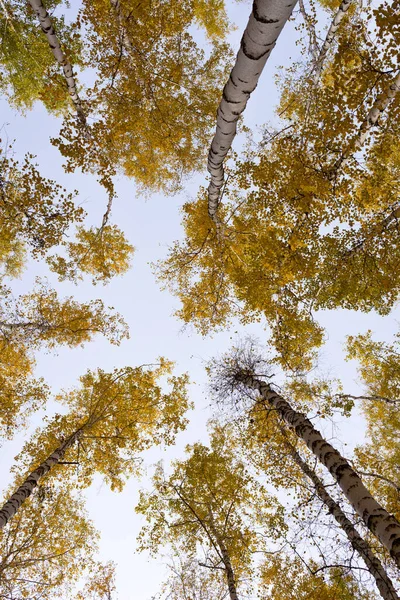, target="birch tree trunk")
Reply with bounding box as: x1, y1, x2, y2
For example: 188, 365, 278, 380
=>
280, 431, 400, 600
208, 515, 240, 600
207, 0, 298, 221
357, 70, 400, 146
237, 373, 400, 565
312, 0, 353, 82
0, 428, 84, 529
28, 0, 86, 125
110, 0, 135, 55
331, 70, 400, 176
